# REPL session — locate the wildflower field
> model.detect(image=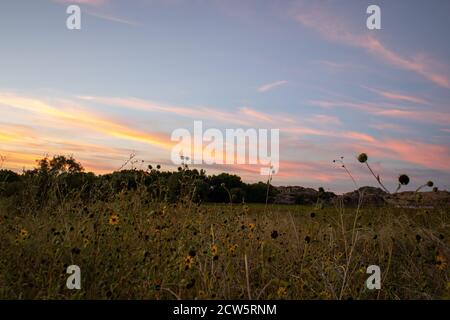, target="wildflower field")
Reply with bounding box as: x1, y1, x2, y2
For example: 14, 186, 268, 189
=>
0, 196, 448, 299
0, 155, 449, 300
